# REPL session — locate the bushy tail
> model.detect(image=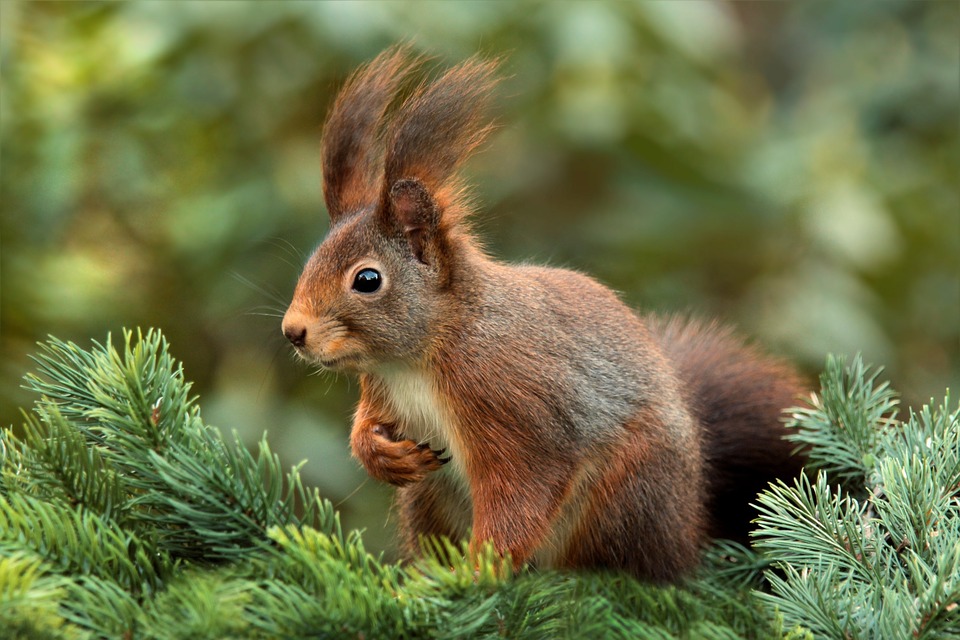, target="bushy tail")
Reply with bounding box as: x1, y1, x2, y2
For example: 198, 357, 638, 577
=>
646, 315, 807, 543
